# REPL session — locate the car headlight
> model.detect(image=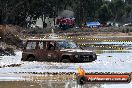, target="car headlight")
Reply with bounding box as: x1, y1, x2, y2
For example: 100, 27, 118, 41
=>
75, 55, 79, 58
